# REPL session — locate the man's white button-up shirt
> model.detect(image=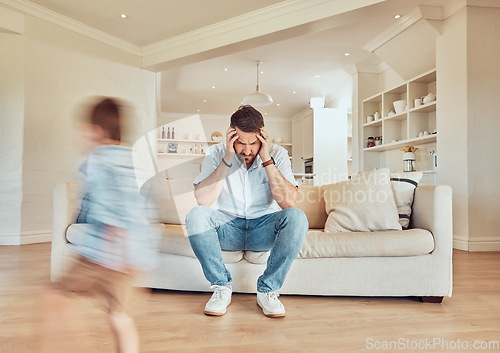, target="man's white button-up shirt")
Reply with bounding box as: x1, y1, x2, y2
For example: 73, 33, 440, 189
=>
193, 143, 297, 219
